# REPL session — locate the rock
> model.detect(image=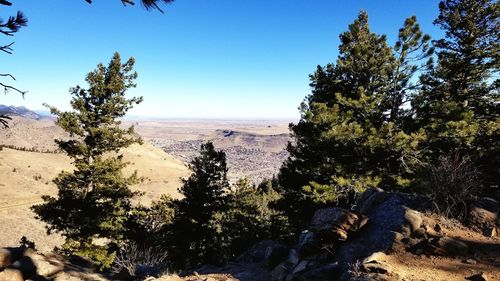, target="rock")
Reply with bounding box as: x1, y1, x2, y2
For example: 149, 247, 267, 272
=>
310, 207, 368, 244
483, 227, 497, 237
474, 197, 500, 213
469, 197, 500, 226
436, 237, 469, 256
270, 262, 290, 281
291, 260, 309, 274
27, 252, 64, 277
388, 231, 405, 252
403, 208, 422, 233
265, 245, 289, 269
0, 268, 23, 281
237, 240, 278, 263
286, 249, 299, 265
355, 188, 389, 215
466, 272, 488, 281
298, 262, 341, 280
362, 252, 392, 275
0, 248, 27, 270
0, 248, 13, 269
464, 258, 477, 265
352, 273, 398, 281
297, 231, 319, 257
310, 208, 350, 232
335, 193, 413, 263
7, 256, 37, 280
